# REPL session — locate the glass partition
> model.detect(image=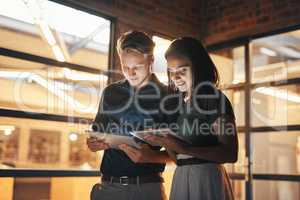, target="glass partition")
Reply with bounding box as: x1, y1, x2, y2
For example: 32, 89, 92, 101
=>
0, 0, 111, 70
